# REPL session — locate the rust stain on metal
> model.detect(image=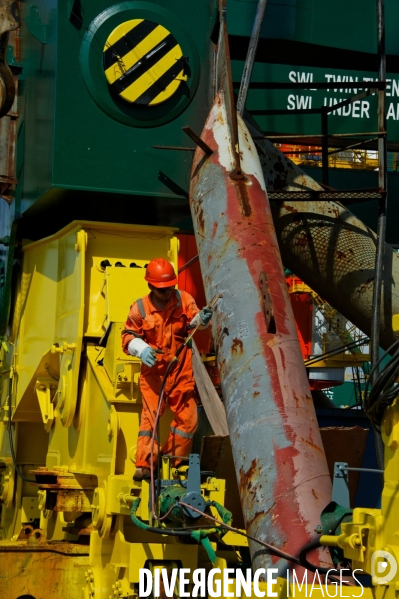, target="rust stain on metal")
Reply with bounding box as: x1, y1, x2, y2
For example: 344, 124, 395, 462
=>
260, 271, 274, 331
246, 510, 267, 529
230, 172, 252, 217
356, 277, 374, 293
279, 347, 286, 370
296, 234, 309, 247
17, 524, 35, 540
231, 337, 244, 354
239, 458, 259, 495
301, 436, 324, 454
292, 391, 300, 408
212, 221, 218, 238
311, 488, 319, 500
216, 105, 225, 124
0, 539, 89, 598
197, 206, 205, 232
281, 203, 297, 214
31, 468, 97, 490
253, 391, 260, 398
